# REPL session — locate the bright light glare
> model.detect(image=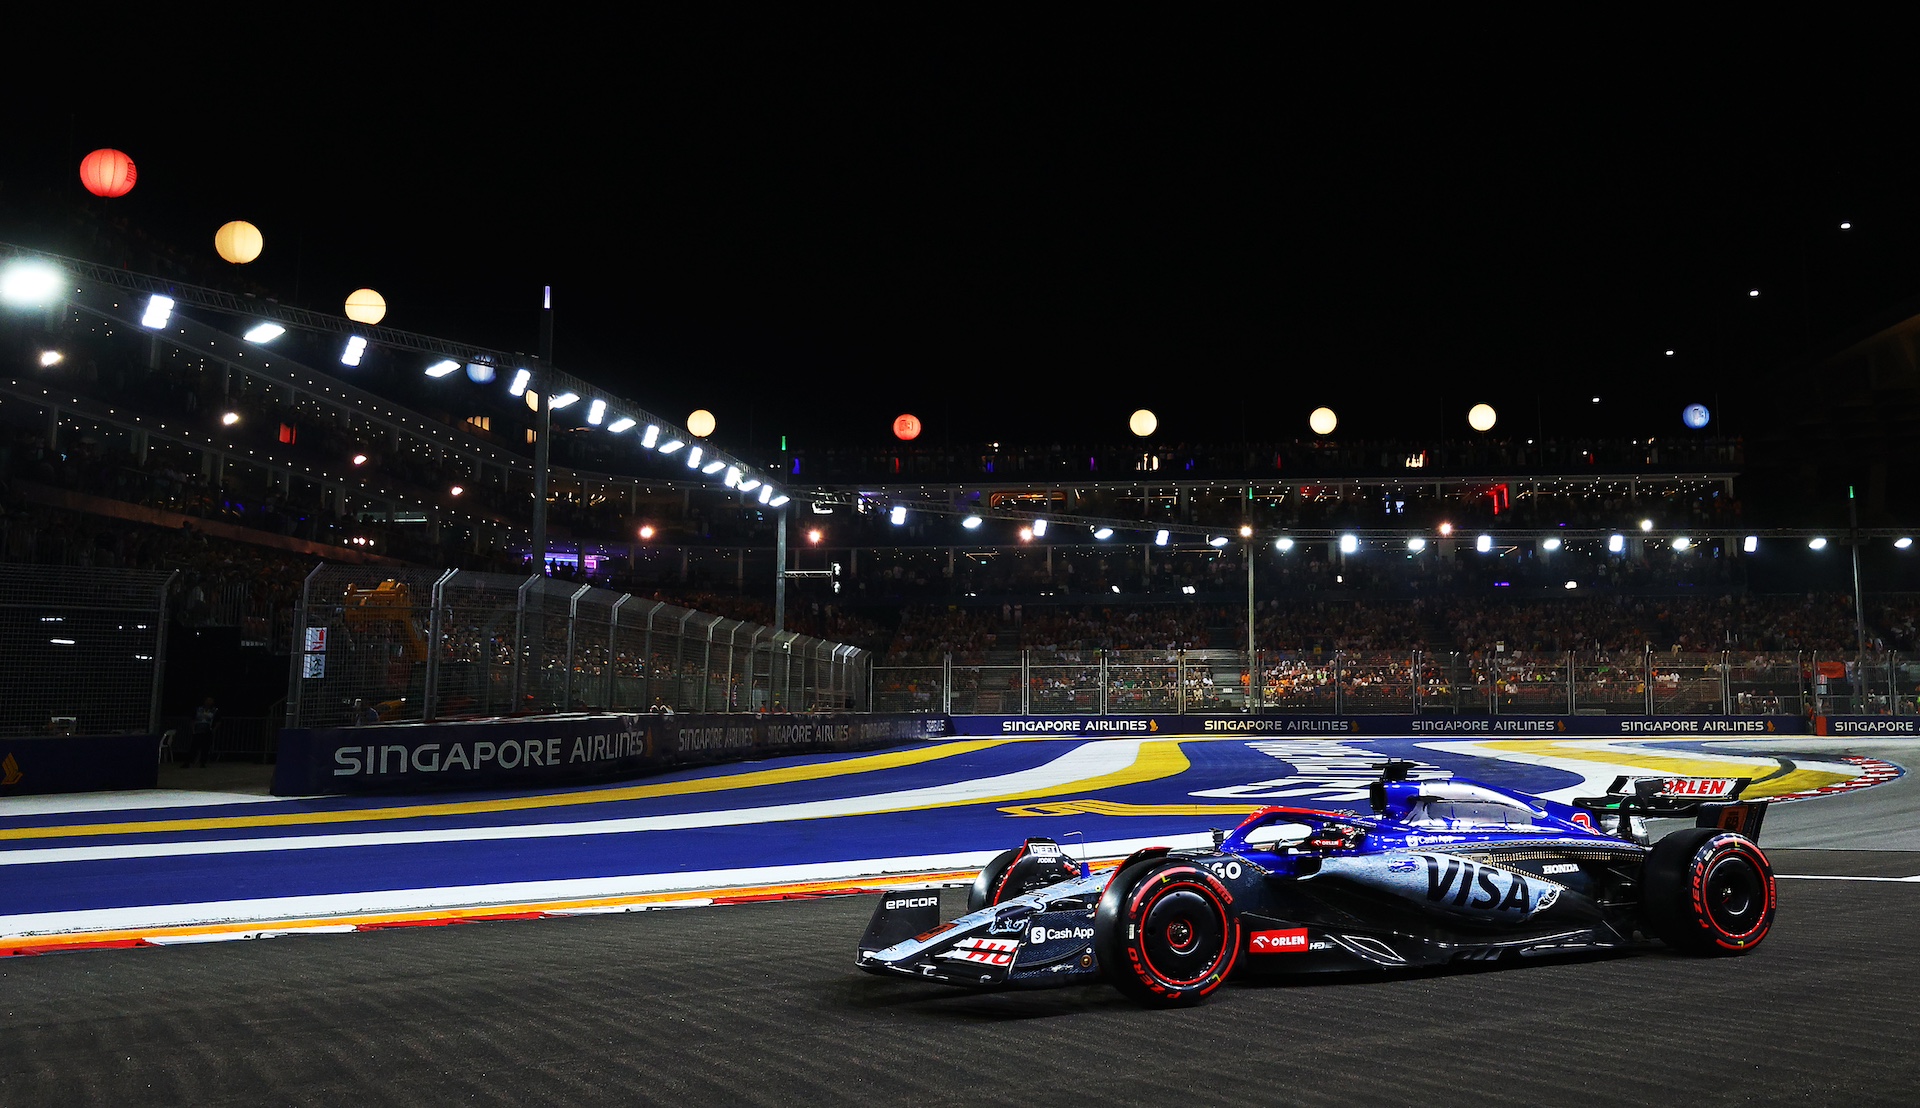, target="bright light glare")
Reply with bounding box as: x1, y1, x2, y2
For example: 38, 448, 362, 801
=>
1608, 534, 1624, 553
141, 295, 174, 329
1340, 534, 1358, 554
1475, 534, 1492, 553
1209, 536, 1229, 548
890, 506, 907, 525
1032, 519, 1047, 537
1897, 537, 1914, 550
243, 322, 285, 343
702, 460, 726, 474
962, 515, 982, 529
642, 425, 661, 448
737, 478, 761, 493
658, 439, 685, 454
1407, 538, 1426, 552
768, 494, 790, 507
685, 446, 703, 468
1542, 537, 1562, 551
1671, 536, 1691, 550
724, 466, 743, 487
587, 399, 607, 425
1809, 537, 1828, 550
1094, 527, 1114, 540
549, 392, 579, 409
0, 260, 62, 306
352, 454, 368, 466
341, 336, 368, 367
1744, 535, 1758, 552
607, 417, 636, 433
425, 359, 460, 378
509, 369, 532, 396
1276, 537, 1294, 552
450, 485, 464, 497
1239, 525, 1253, 538
1438, 522, 1453, 536
1155, 530, 1170, 546
1565, 581, 1579, 590
220, 411, 240, 426
39, 350, 63, 367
